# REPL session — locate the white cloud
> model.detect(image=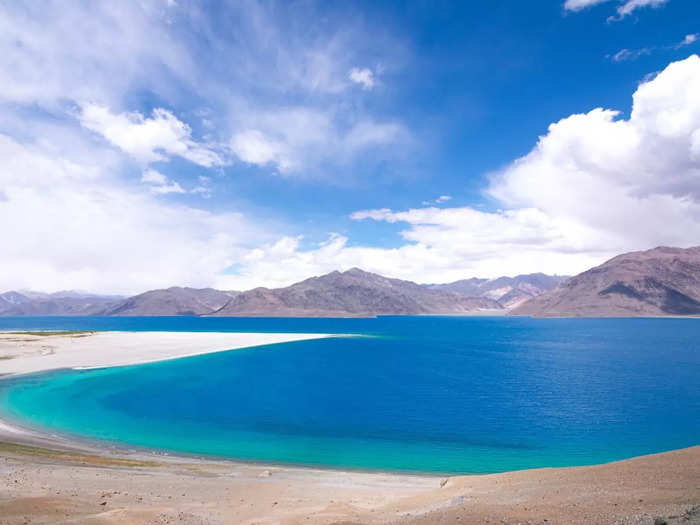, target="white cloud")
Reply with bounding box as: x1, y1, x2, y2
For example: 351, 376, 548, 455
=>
0, 134, 268, 295
191, 176, 213, 198
421, 195, 453, 205
563, 0, 670, 19
348, 67, 375, 89
221, 55, 700, 287
80, 104, 224, 167
0, 2, 193, 106
230, 129, 293, 172
229, 108, 408, 174
150, 182, 187, 195
141, 168, 168, 185
344, 121, 404, 151
563, 0, 611, 11
610, 48, 652, 62
141, 168, 186, 194
615, 0, 669, 18
140, 169, 215, 196
1, 2, 408, 179
0, 0, 414, 293
610, 33, 699, 62
677, 33, 699, 48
